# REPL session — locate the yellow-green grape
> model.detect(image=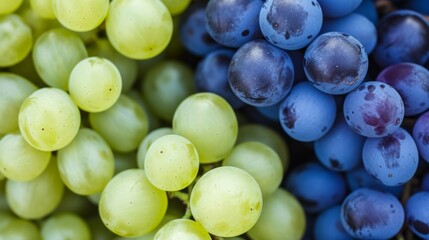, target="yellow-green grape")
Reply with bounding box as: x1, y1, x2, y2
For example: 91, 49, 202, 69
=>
88, 39, 138, 93
99, 169, 168, 237
247, 188, 306, 240
161, 0, 191, 16
0, 0, 23, 14
173, 93, 238, 164
222, 142, 283, 196
18, 88, 81, 151
154, 219, 211, 240
52, 0, 109, 32
141, 60, 195, 122
106, 0, 173, 60
137, 127, 174, 169
0, 132, 51, 181
87, 215, 116, 240
0, 215, 42, 240
30, 0, 55, 19
113, 214, 178, 240
54, 188, 93, 216
5, 158, 64, 219
41, 212, 91, 240
0, 73, 37, 135
57, 128, 115, 195
89, 94, 149, 152
18, 5, 60, 40
145, 134, 199, 191
32, 28, 88, 90
190, 166, 262, 237
237, 124, 290, 171
69, 57, 122, 113
0, 14, 33, 67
